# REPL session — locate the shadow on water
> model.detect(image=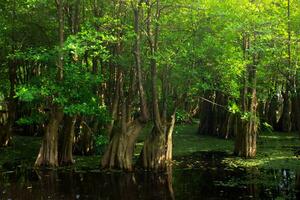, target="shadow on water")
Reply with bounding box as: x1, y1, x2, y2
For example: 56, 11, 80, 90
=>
0, 151, 300, 199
